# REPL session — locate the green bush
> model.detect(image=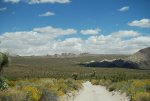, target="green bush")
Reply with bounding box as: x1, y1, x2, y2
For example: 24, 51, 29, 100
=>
0, 77, 9, 90
110, 73, 127, 82
108, 86, 115, 92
